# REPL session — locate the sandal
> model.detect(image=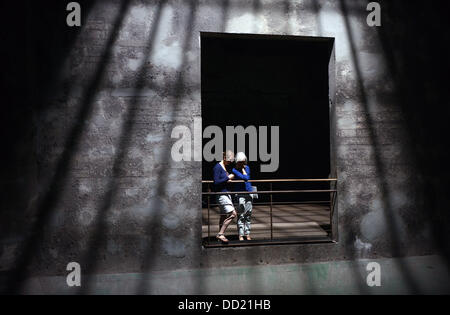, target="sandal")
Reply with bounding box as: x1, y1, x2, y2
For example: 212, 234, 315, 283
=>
246, 235, 252, 240
239, 236, 244, 241
216, 234, 229, 244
